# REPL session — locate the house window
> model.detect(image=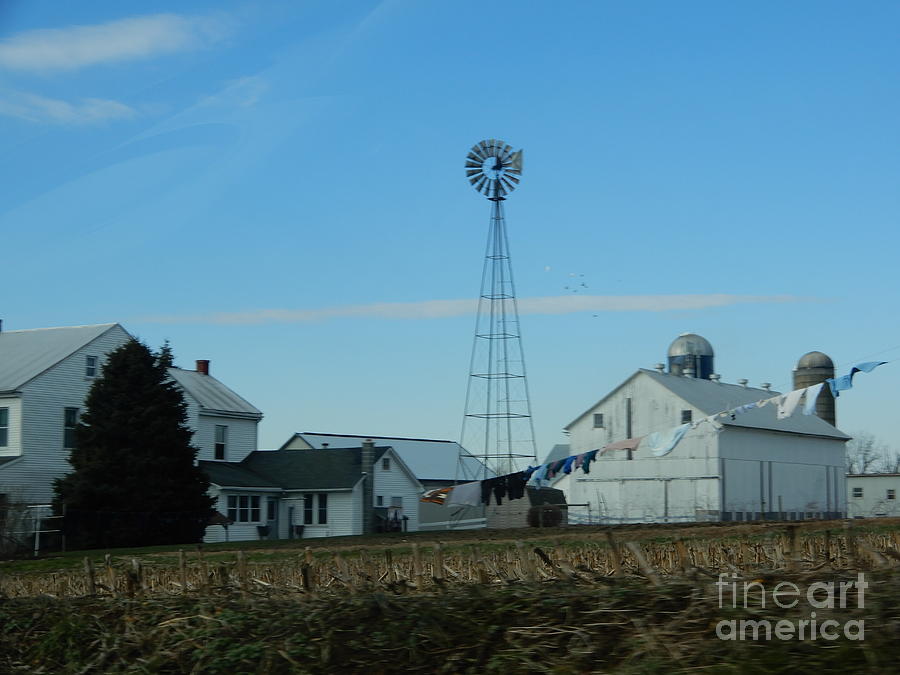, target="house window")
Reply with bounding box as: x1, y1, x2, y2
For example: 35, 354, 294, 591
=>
593, 413, 604, 428
303, 494, 314, 524
390, 496, 402, 508
888, 490, 896, 500
267, 498, 276, 521
214, 425, 227, 460
317, 493, 327, 524
0, 407, 8, 447
63, 408, 79, 449
85, 355, 98, 378
227, 495, 261, 522
382, 457, 391, 470
852, 487, 863, 498
376, 496, 383, 506
681, 410, 693, 424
